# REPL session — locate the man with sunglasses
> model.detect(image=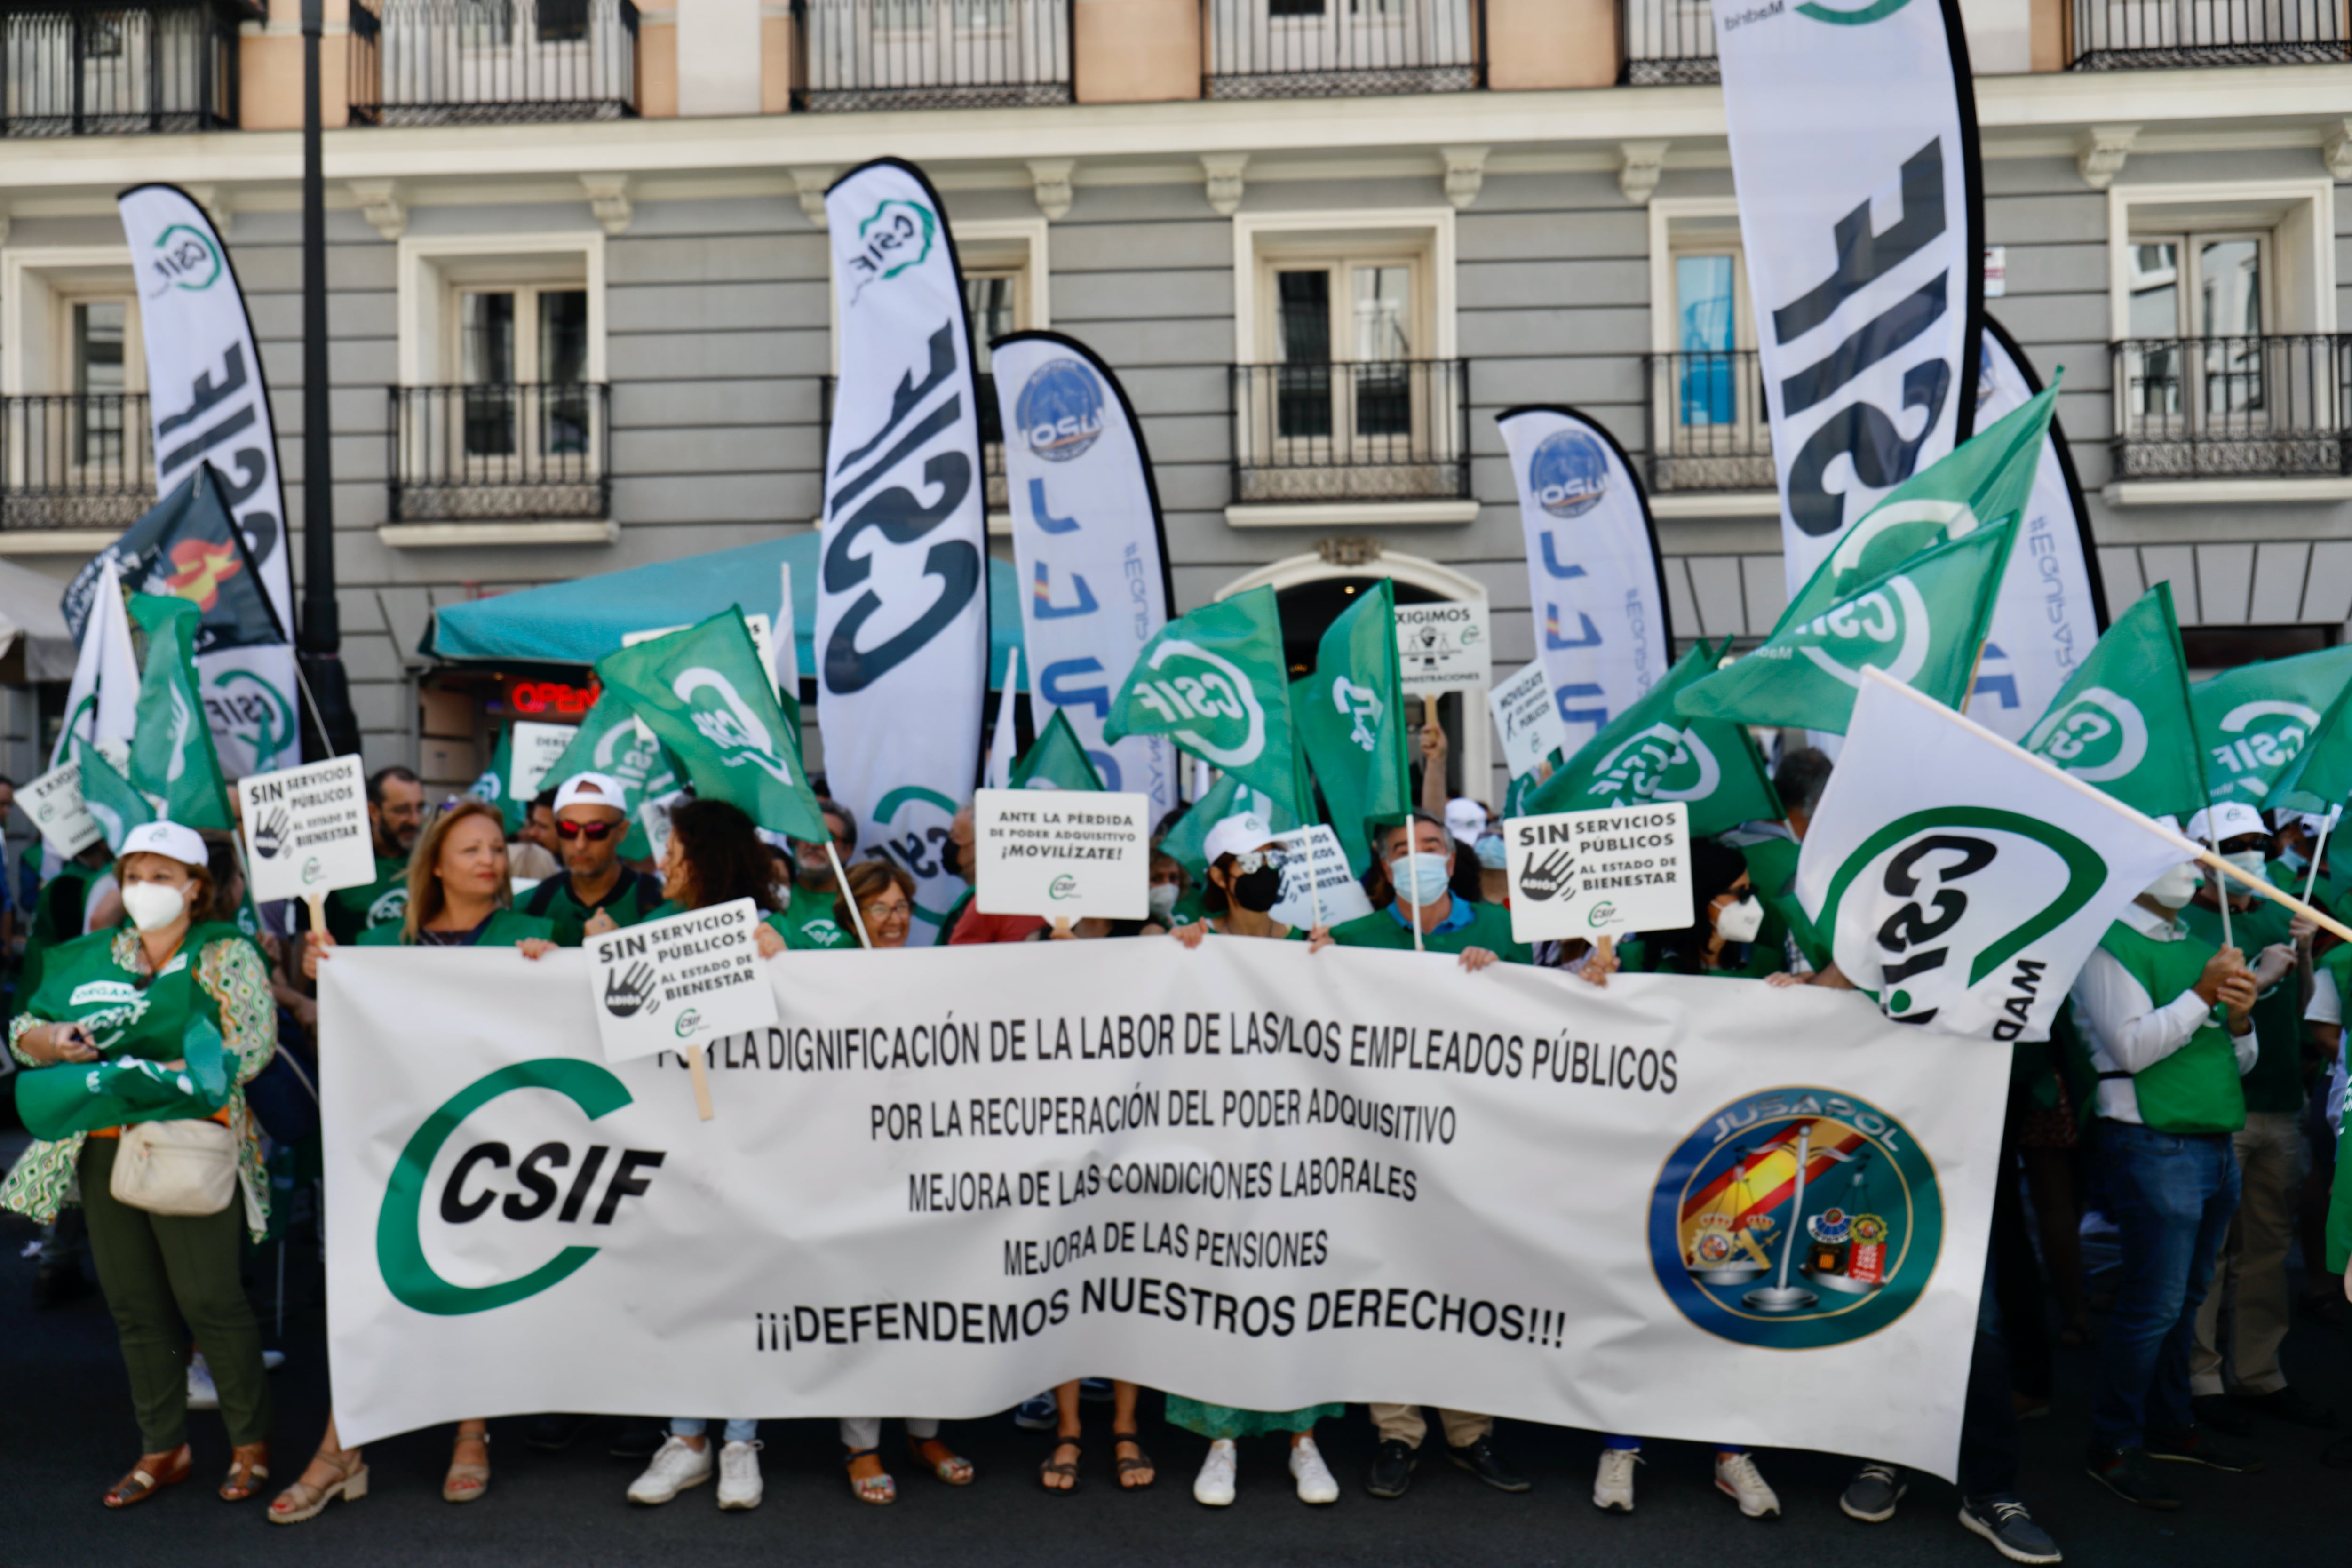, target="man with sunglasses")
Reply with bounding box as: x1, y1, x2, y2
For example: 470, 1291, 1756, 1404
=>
521, 773, 665, 941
